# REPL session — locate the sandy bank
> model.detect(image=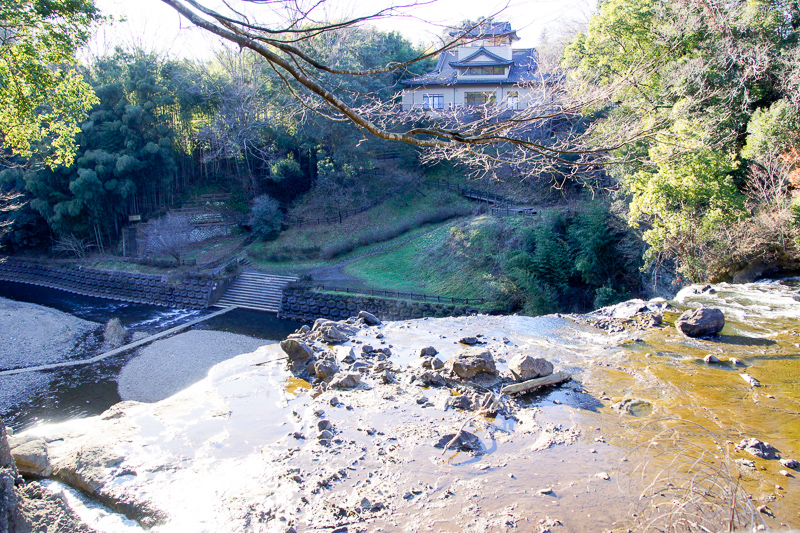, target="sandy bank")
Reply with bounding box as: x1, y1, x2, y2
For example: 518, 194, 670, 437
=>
118, 330, 271, 403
